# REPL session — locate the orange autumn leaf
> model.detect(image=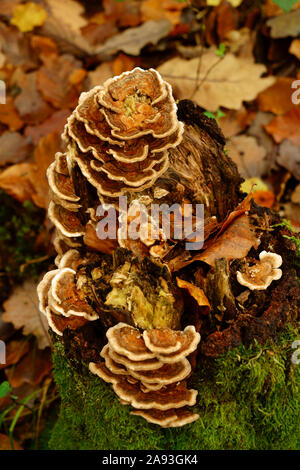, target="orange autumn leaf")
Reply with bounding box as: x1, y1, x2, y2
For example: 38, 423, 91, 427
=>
176, 277, 211, 314
257, 77, 296, 115
0, 339, 30, 371
141, 0, 188, 26
0, 162, 35, 202
251, 190, 275, 208
289, 38, 300, 59
112, 53, 137, 76
264, 107, 300, 146
0, 96, 23, 131
192, 214, 258, 267
0, 434, 22, 450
